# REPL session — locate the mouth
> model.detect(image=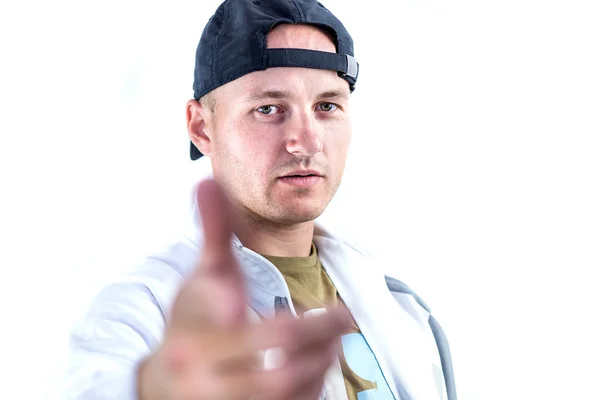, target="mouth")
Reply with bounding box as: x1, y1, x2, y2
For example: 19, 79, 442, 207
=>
278, 170, 324, 187
280, 170, 323, 178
